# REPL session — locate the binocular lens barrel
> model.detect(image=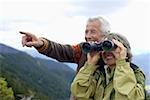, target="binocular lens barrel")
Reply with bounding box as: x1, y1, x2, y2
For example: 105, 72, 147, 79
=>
81, 43, 92, 53
102, 40, 117, 51
82, 40, 117, 53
